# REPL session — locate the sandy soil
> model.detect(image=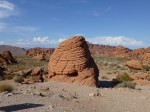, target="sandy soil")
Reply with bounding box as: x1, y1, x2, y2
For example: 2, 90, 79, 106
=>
1, 79, 150, 112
